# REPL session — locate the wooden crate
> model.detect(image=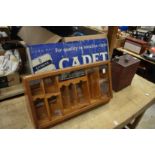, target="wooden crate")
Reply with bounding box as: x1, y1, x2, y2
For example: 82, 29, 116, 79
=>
23, 61, 112, 128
